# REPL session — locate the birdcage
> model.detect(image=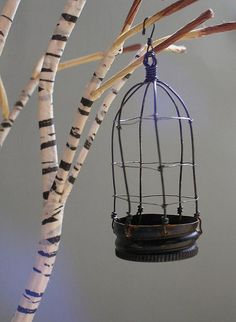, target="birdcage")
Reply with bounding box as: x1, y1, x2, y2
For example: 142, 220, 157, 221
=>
111, 31, 202, 262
